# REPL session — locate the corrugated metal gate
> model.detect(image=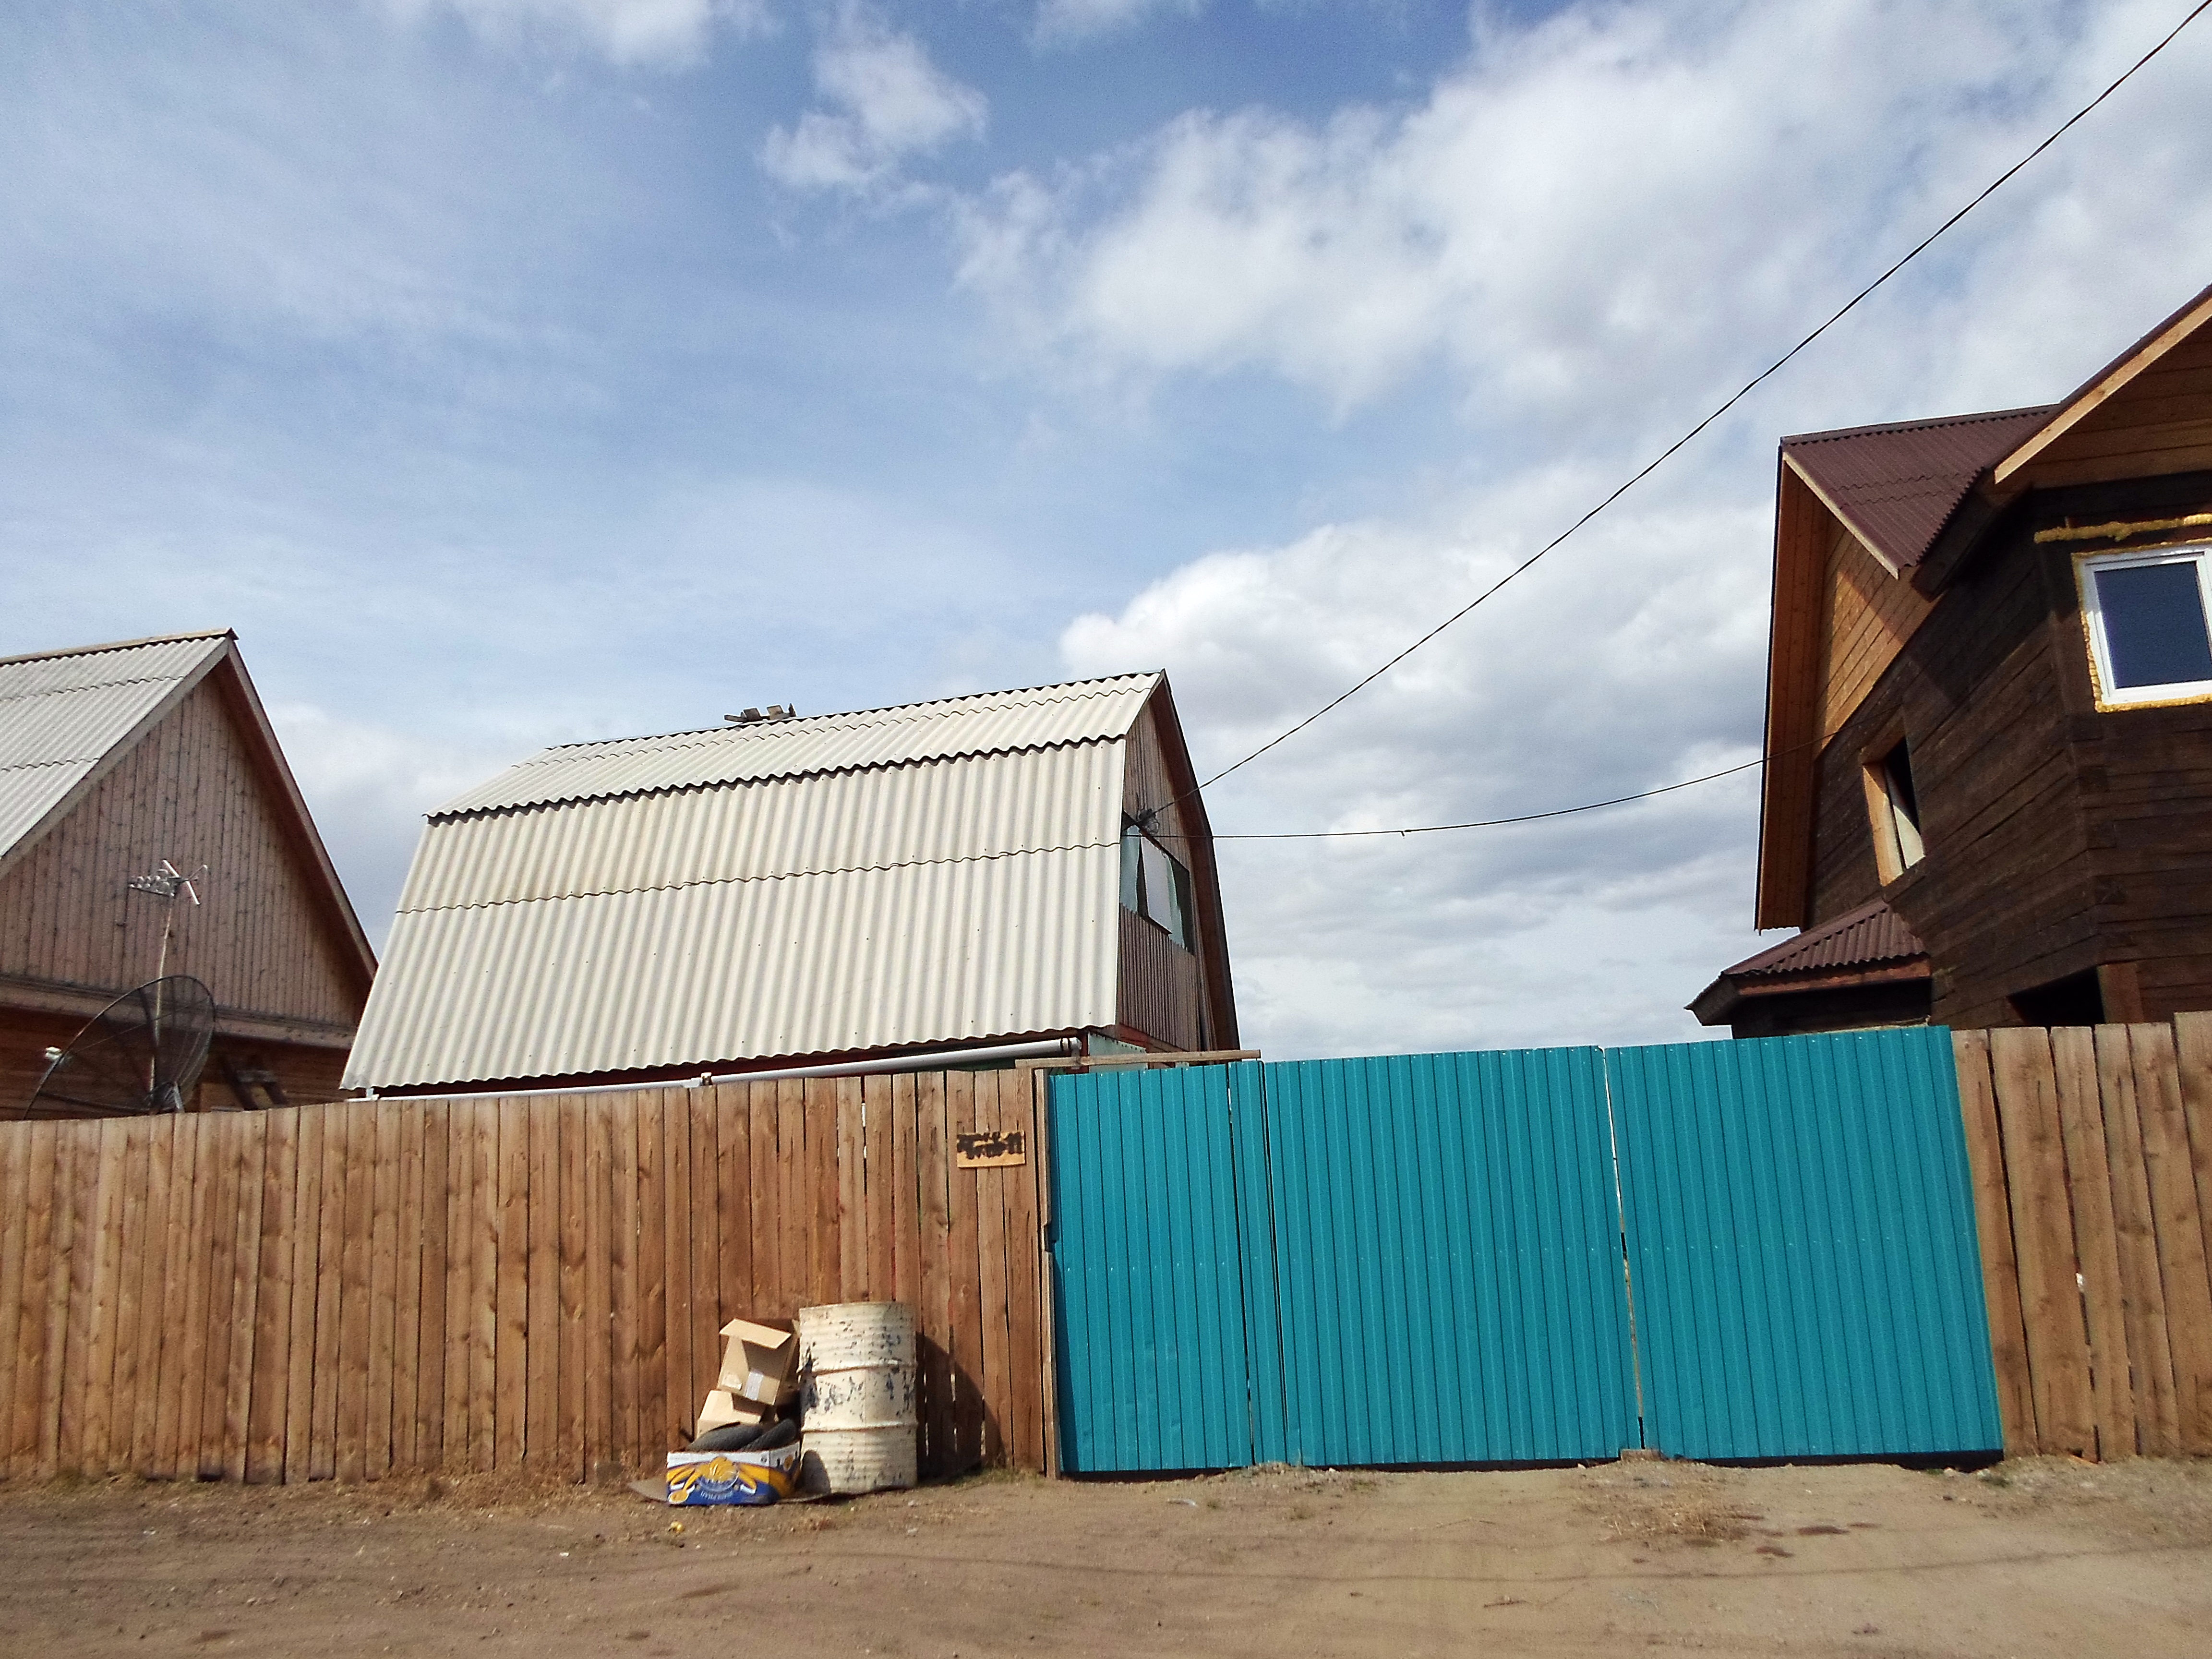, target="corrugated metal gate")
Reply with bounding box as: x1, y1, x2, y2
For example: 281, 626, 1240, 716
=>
1046, 1029, 2002, 1473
